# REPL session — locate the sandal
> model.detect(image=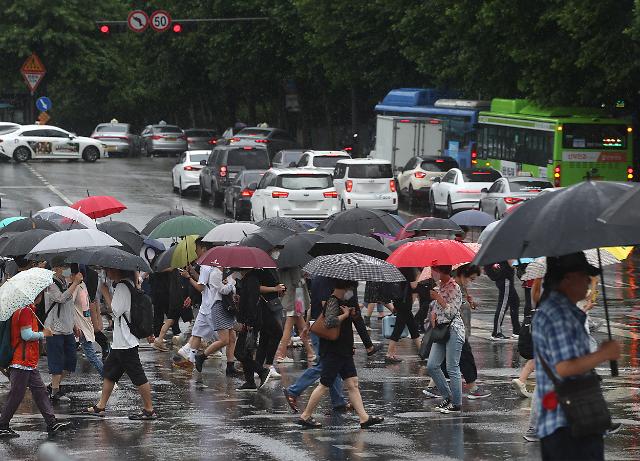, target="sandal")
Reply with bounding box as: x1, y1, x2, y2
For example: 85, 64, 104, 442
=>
84, 405, 106, 417
360, 415, 384, 429
297, 417, 322, 429
385, 356, 402, 364
283, 389, 299, 413
128, 409, 158, 420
